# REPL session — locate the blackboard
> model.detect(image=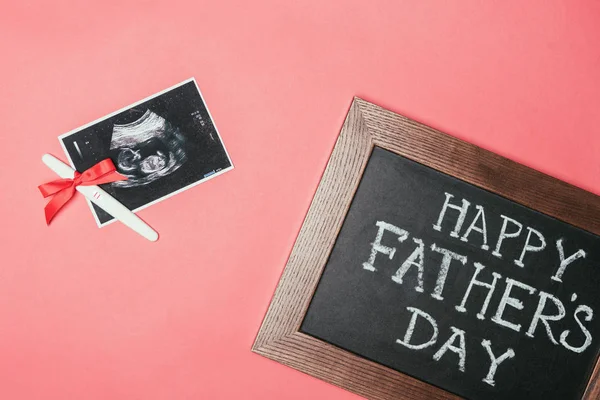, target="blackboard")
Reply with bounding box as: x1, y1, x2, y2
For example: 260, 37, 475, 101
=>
253, 98, 600, 400
301, 146, 600, 400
